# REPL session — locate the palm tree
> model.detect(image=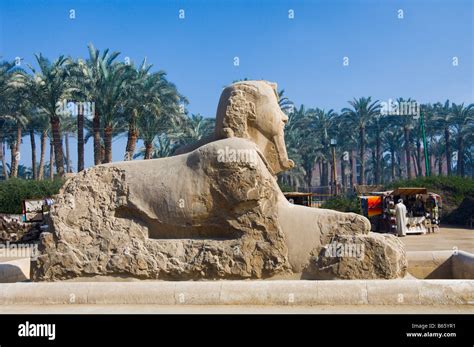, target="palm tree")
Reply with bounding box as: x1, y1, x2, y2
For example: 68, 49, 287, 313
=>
279, 106, 304, 189
308, 108, 337, 188
67, 58, 90, 172
421, 103, 438, 176
0, 60, 17, 180
136, 113, 165, 159
383, 128, 403, 181
25, 54, 76, 176
33, 111, 50, 180
134, 133, 178, 159
90, 49, 132, 164
278, 89, 294, 114
433, 100, 455, 175
121, 59, 153, 160
342, 97, 380, 185
431, 136, 445, 176
451, 103, 474, 177
0, 121, 8, 180
61, 111, 77, 173
27, 108, 46, 179
133, 71, 181, 159
80, 43, 129, 164
175, 114, 215, 148
4, 72, 29, 178
367, 113, 387, 184
394, 97, 416, 179
75, 100, 85, 172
